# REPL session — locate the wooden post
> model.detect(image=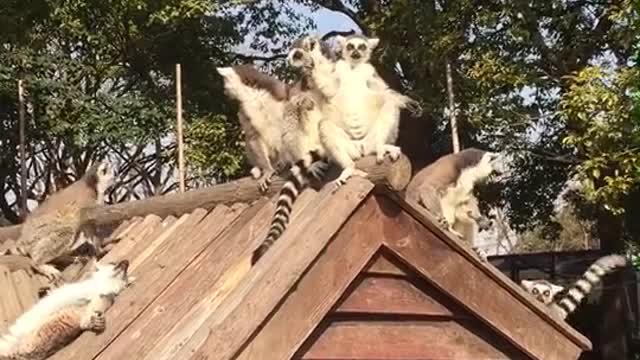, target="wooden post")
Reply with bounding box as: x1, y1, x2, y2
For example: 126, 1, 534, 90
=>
175, 64, 186, 193
446, 61, 460, 153
17, 80, 27, 218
